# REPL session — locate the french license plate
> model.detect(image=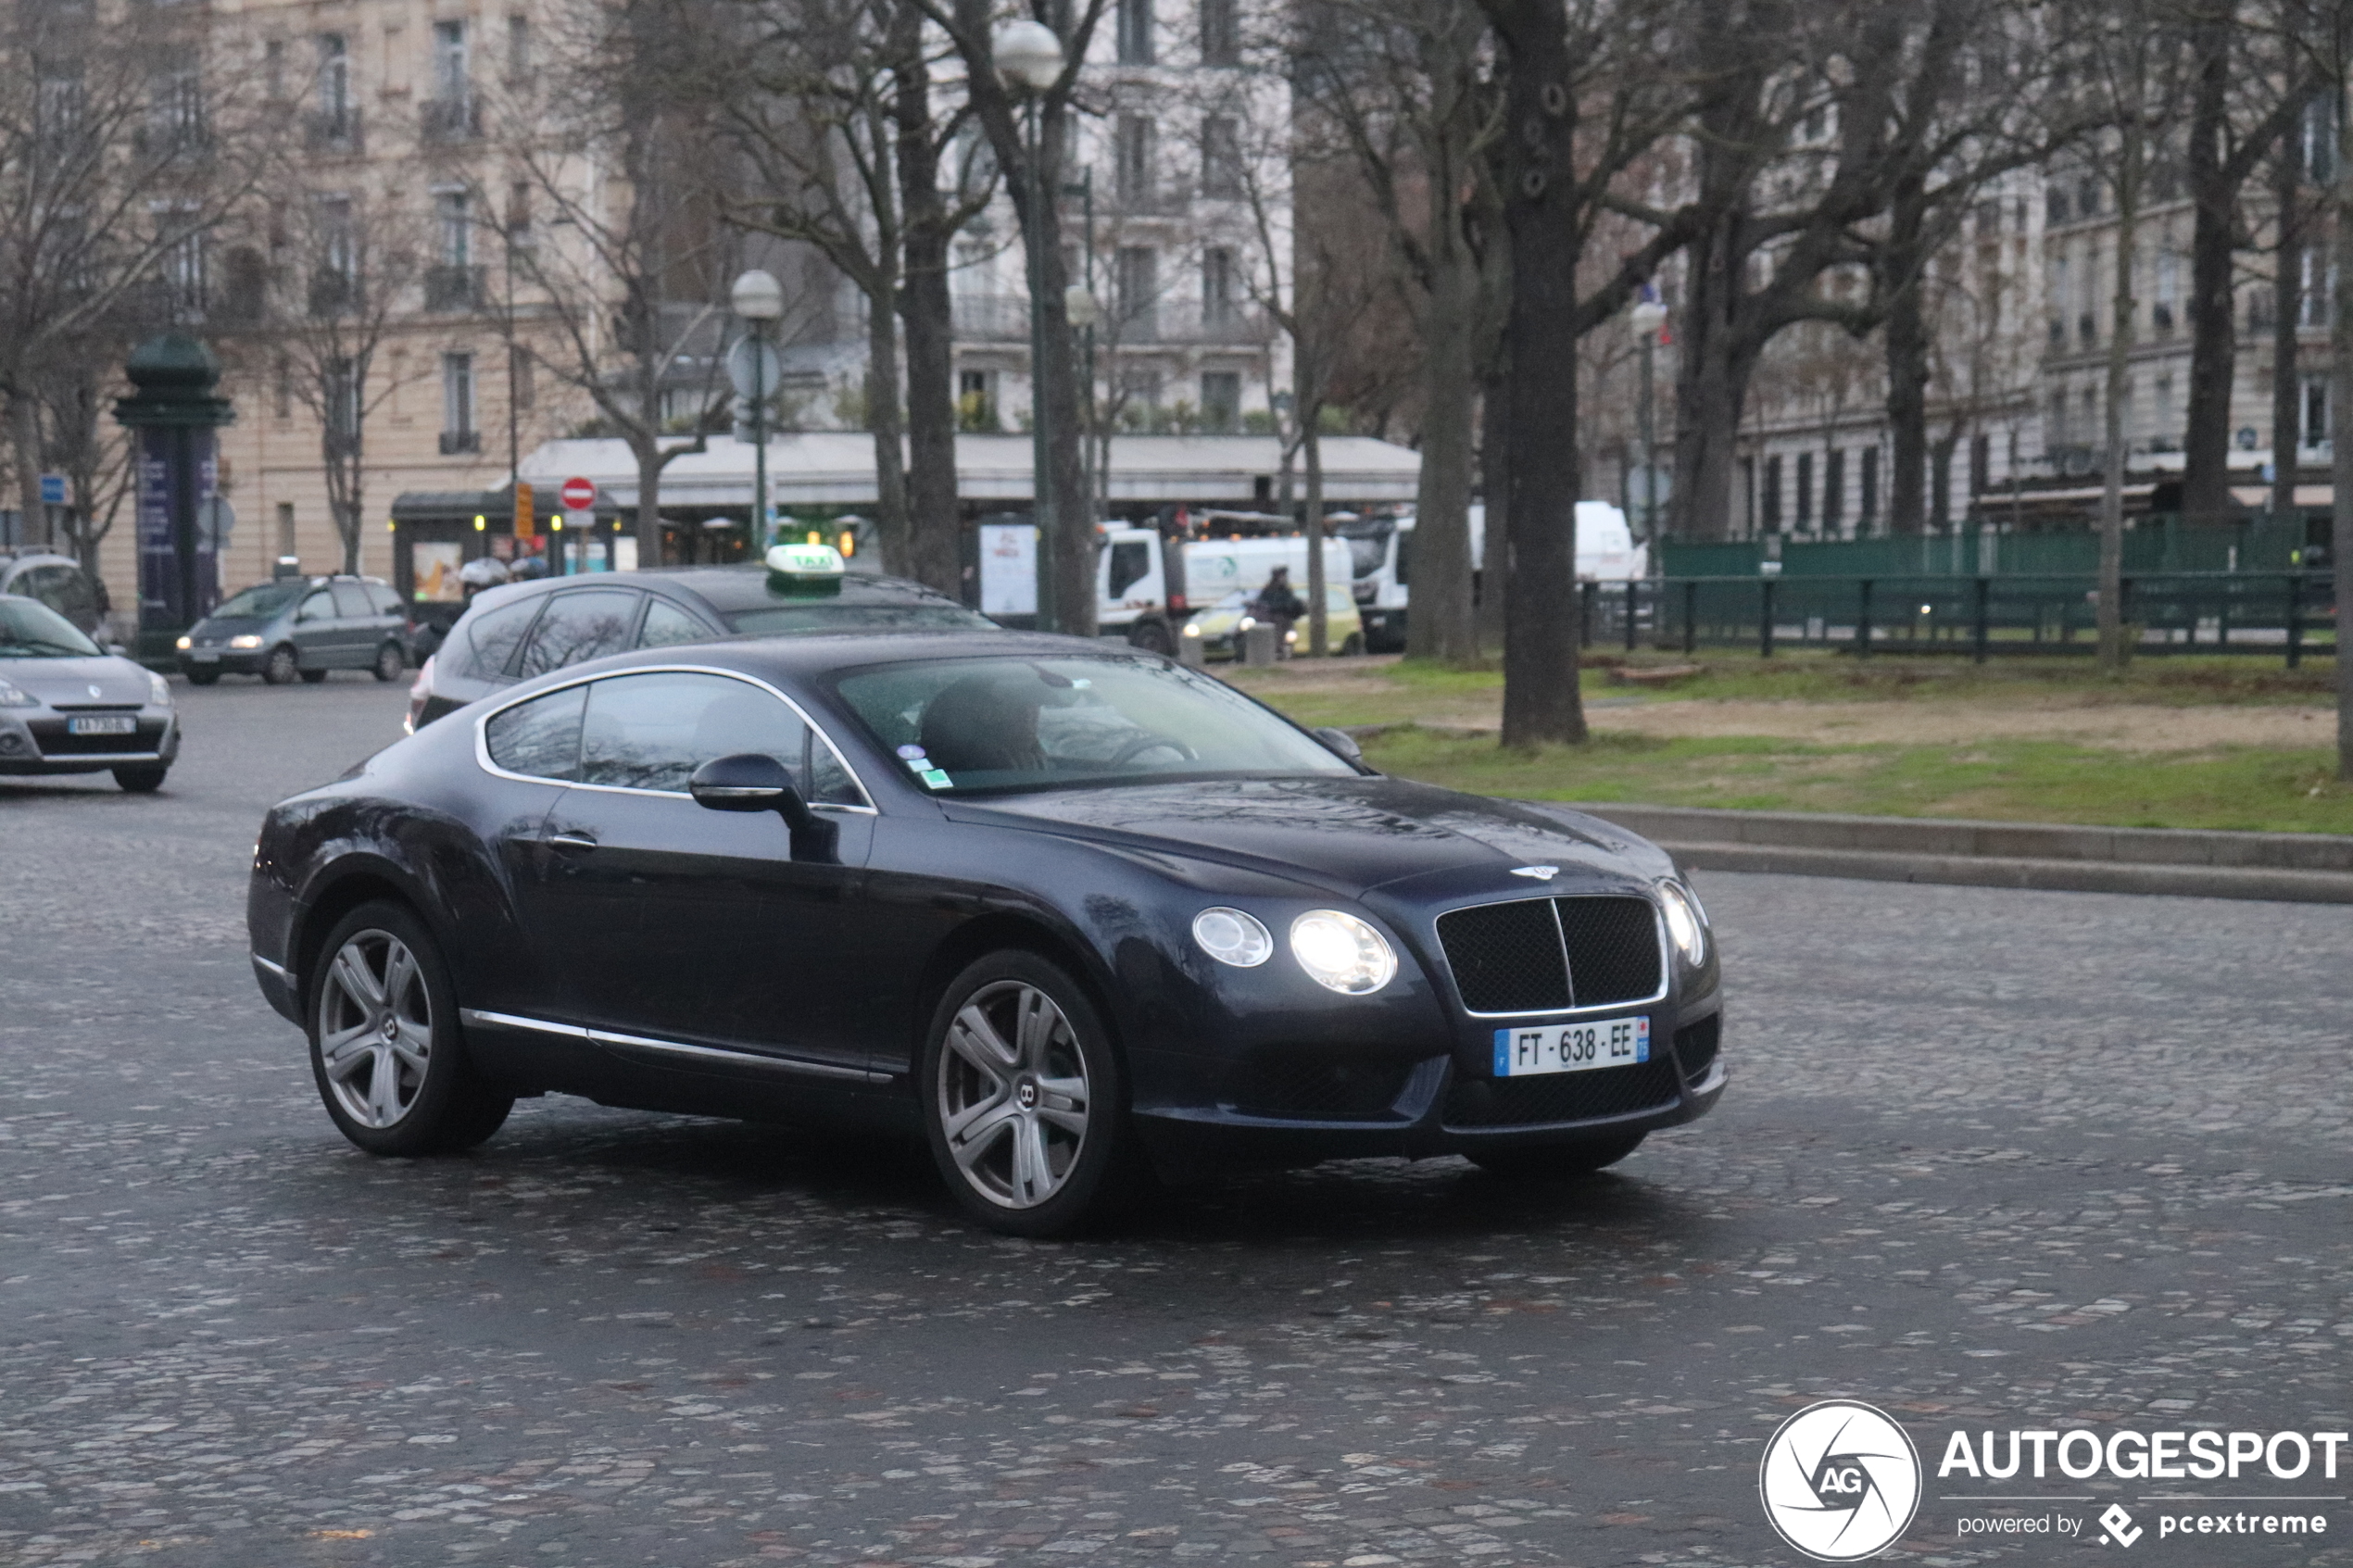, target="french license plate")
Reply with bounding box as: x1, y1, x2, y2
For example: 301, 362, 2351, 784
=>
68, 715, 137, 735
1492, 1016, 1649, 1077
190, 650, 220, 663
